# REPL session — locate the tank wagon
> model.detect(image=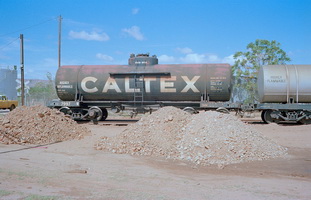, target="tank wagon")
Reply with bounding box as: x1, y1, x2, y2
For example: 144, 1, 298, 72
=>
49, 54, 237, 121
257, 65, 311, 124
